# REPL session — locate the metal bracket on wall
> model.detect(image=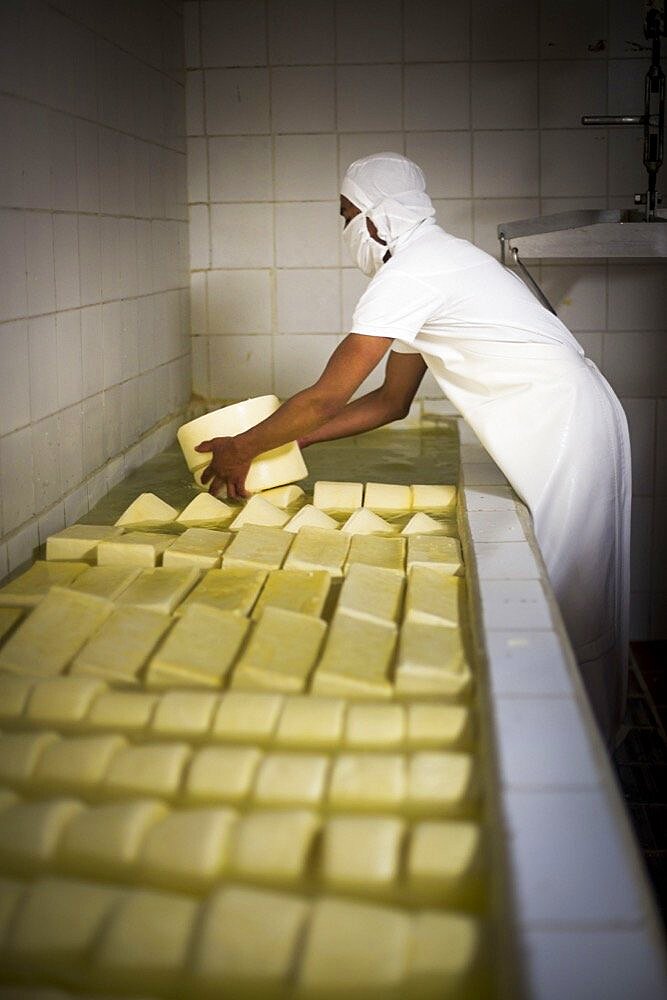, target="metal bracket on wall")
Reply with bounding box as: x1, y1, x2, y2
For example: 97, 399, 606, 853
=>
499, 235, 557, 316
